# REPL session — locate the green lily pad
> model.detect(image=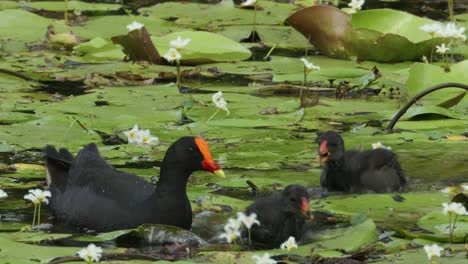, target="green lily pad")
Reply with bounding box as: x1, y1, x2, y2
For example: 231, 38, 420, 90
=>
152, 31, 252, 64
0, 1, 19, 10
73, 37, 125, 62
406, 61, 468, 107
25, 0, 121, 12
74, 228, 134, 242
306, 219, 378, 253
400, 105, 465, 120
418, 210, 468, 237
286, 6, 444, 62
11, 231, 72, 243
